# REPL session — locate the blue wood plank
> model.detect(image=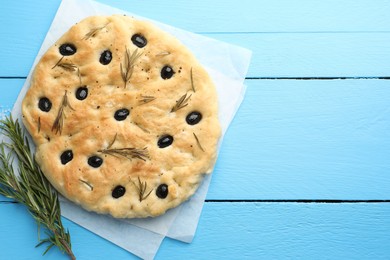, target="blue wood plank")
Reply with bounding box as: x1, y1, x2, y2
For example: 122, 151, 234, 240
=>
0, 79, 24, 108
0, 202, 136, 259
159, 202, 390, 259
1, 78, 390, 200
213, 80, 390, 199
1, 201, 389, 259
219, 33, 390, 78
1, 1, 390, 77
3, 0, 390, 33
209, 79, 390, 200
